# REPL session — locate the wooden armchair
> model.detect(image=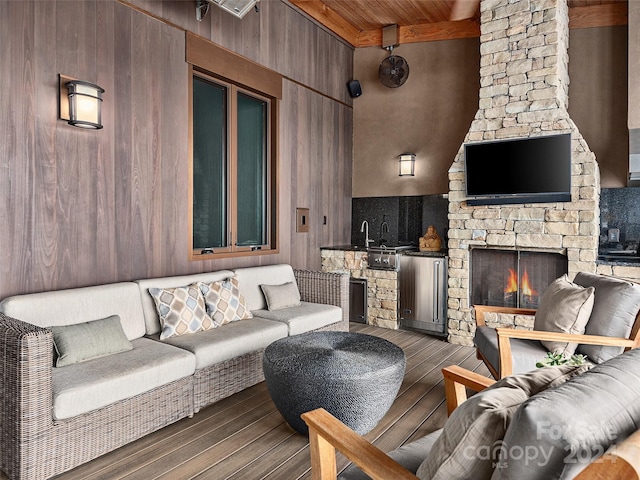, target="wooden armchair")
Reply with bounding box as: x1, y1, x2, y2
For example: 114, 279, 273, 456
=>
474, 304, 640, 379
474, 303, 640, 378
301, 365, 640, 480
302, 365, 492, 480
